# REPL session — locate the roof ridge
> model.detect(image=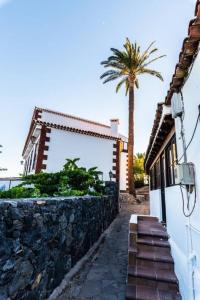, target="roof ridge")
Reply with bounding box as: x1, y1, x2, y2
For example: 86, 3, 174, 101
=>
36, 120, 118, 141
